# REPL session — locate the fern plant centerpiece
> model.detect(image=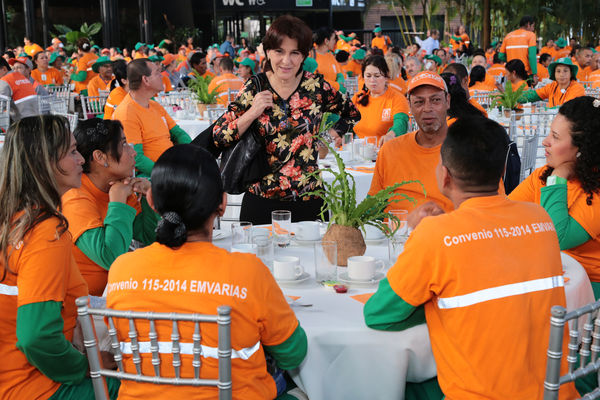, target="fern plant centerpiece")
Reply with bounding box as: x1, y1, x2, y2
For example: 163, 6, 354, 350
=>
304, 136, 424, 265
187, 75, 221, 114
490, 80, 527, 119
